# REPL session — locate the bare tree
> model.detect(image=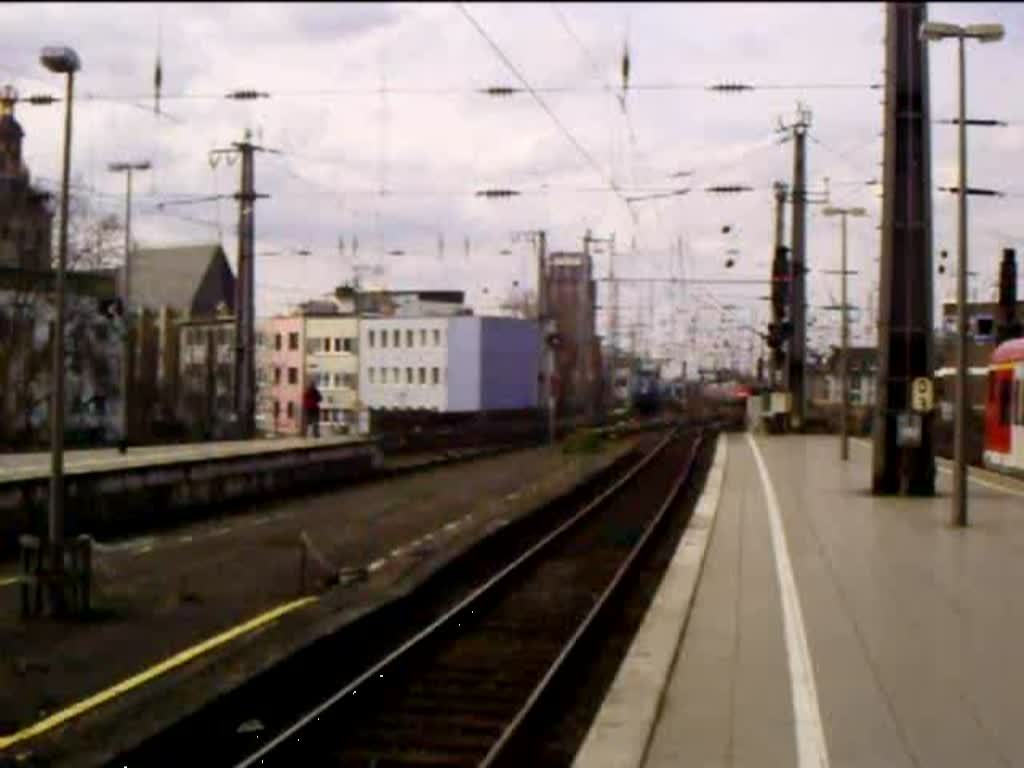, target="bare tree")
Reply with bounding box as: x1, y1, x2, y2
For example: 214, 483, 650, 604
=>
0, 190, 125, 449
